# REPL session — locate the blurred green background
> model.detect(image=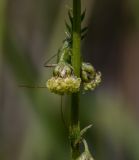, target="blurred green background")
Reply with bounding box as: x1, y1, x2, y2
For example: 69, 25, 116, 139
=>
1, 0, 139, 160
